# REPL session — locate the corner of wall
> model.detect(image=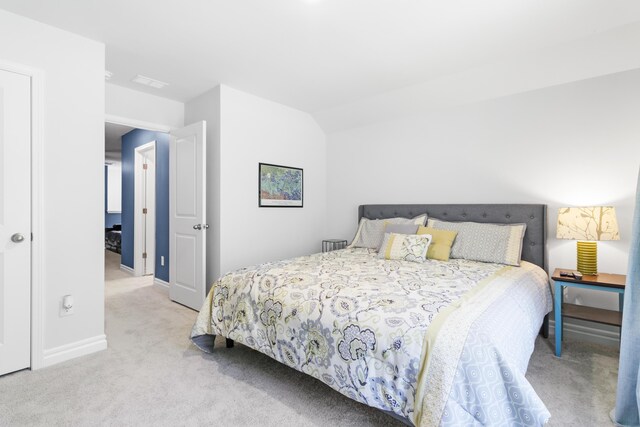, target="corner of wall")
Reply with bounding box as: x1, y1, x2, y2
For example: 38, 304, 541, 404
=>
0, 9, 108, 367
185, 86, 222, 289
